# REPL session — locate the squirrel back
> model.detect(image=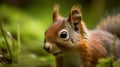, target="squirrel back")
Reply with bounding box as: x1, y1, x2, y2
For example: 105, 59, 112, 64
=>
96, 11, 120, 39
95, 11, 120, 60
